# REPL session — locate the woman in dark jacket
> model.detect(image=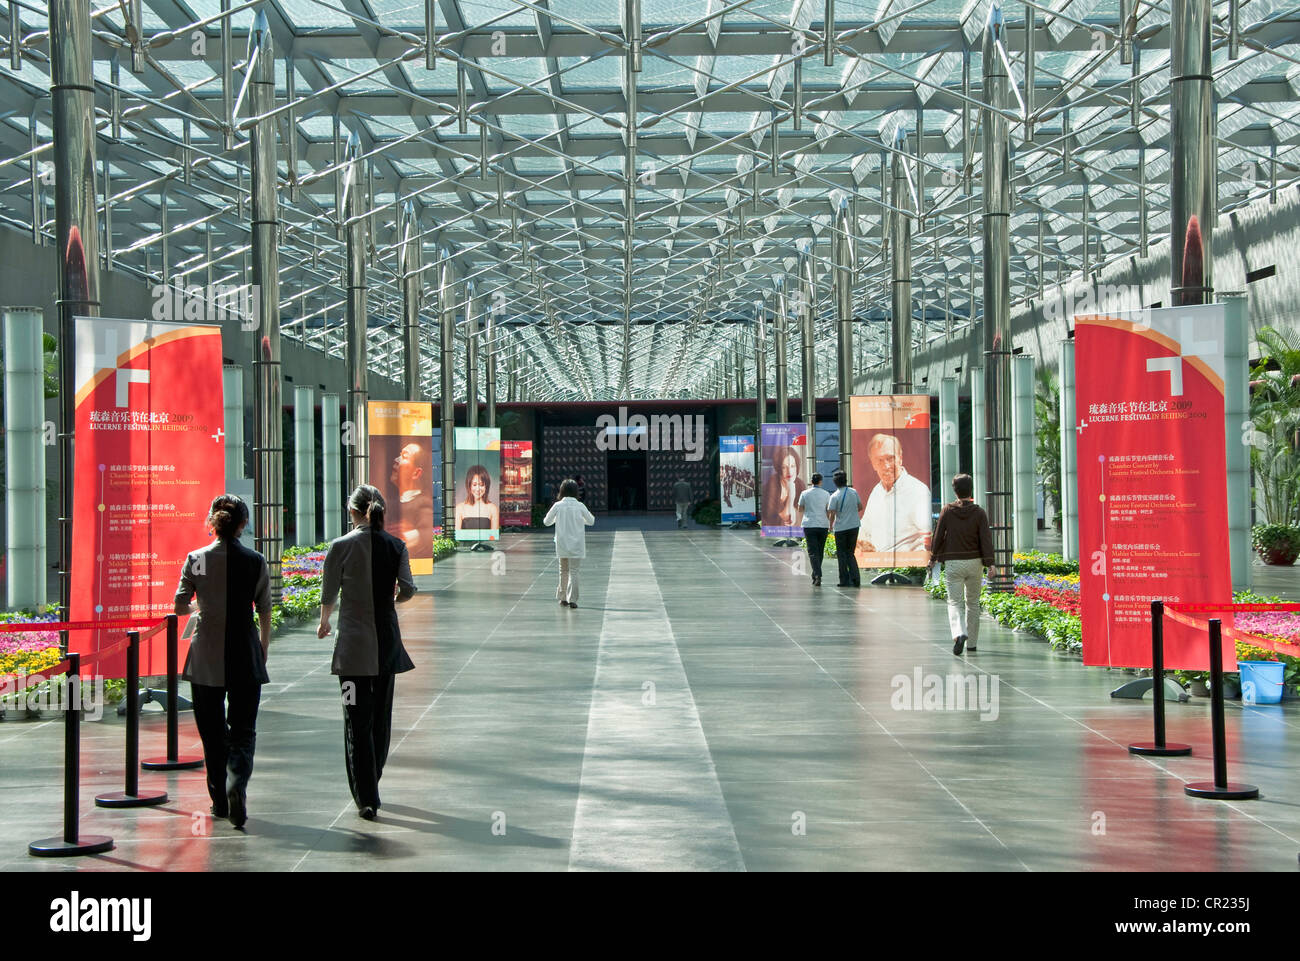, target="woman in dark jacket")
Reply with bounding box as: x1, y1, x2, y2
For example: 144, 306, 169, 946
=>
317, 485, 417, 820
174, 494, 272, 828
